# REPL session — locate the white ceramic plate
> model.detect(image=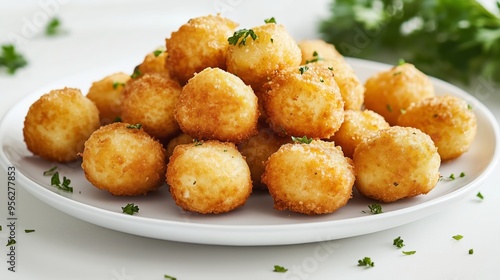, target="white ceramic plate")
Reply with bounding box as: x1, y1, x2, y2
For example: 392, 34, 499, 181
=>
1, 58, 498, 246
